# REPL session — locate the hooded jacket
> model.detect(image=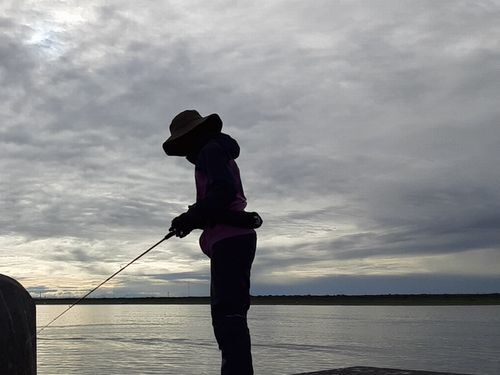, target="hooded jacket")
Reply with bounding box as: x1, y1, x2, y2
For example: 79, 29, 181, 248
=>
189, 133, 255, 257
